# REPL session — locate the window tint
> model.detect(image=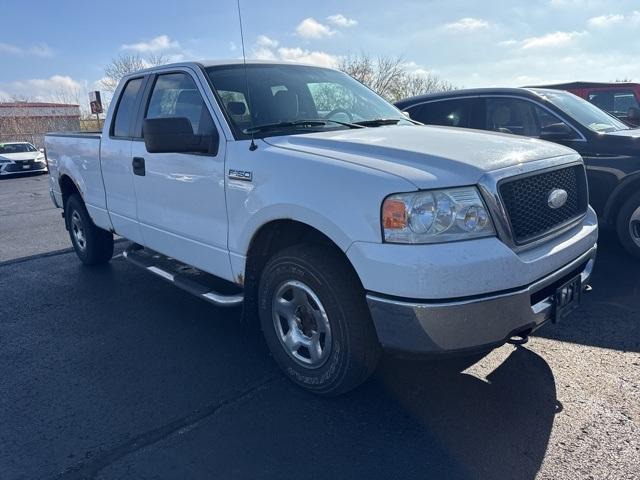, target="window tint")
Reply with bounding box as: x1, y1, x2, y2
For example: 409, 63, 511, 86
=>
146, 72, 215, 136
409, 100, 472, 127
112, 78, 143, 138
588, 90, 639, 115
485, 97, 577, 138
